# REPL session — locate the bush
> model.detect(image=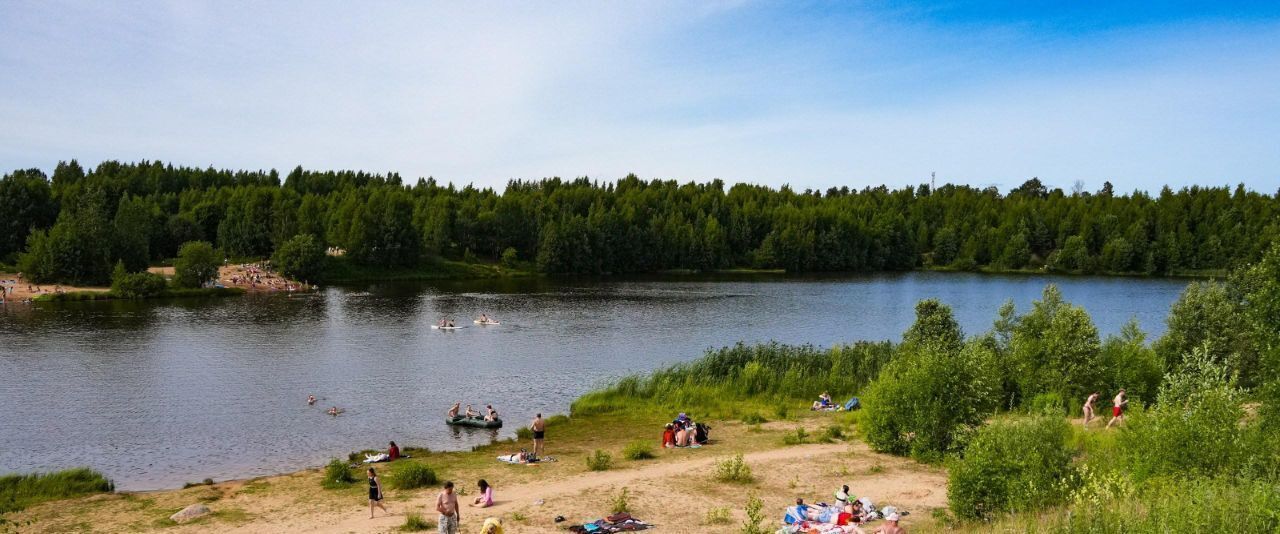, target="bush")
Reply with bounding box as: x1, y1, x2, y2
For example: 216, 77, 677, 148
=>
1027, 392, 1066, 416
500, 247, 519, 268
110, 261, 167, 298
947, 416, 1076, 520
741, 492, 766, 534
272, 234, 326, 282
173, 241, 219, 288
515, 426, 533, 440
782, 427, 808, 445
1117, 349, 1247, 481
610, 487, 630, 514
862, 341, 999, 461
0, 468, 114, 514
322, 458, 355, 488
586, 450, 613, 471
1033, 477, 1280, 533
704, 506, 732, 525
819, 425, 845, 442
402, 512, 433, 531
390, 462, 438, 490
741, 412, 767, 425
713, 454, 753, 483
623, 441, 655, 461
